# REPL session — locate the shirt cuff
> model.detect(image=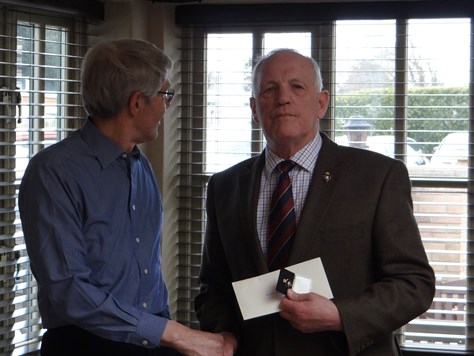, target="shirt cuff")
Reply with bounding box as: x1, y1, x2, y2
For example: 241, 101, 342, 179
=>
135, 312, 168, 348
